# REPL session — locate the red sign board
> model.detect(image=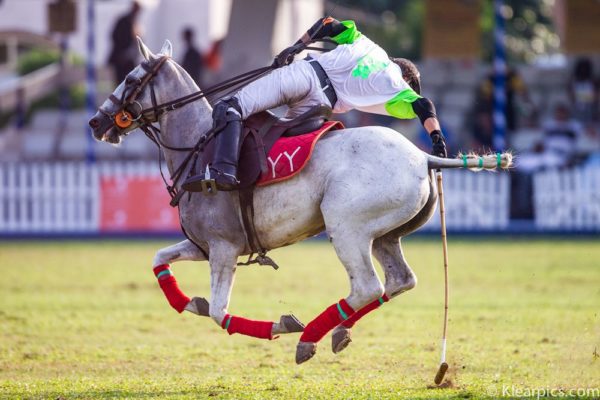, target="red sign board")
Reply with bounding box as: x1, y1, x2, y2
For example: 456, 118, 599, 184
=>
100, 176, 180, 232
